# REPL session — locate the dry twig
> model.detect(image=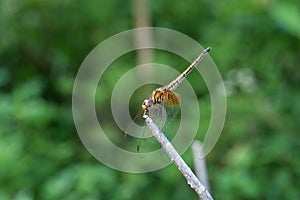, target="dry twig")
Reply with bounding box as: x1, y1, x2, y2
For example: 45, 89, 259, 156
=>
143, 115, 214, 200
